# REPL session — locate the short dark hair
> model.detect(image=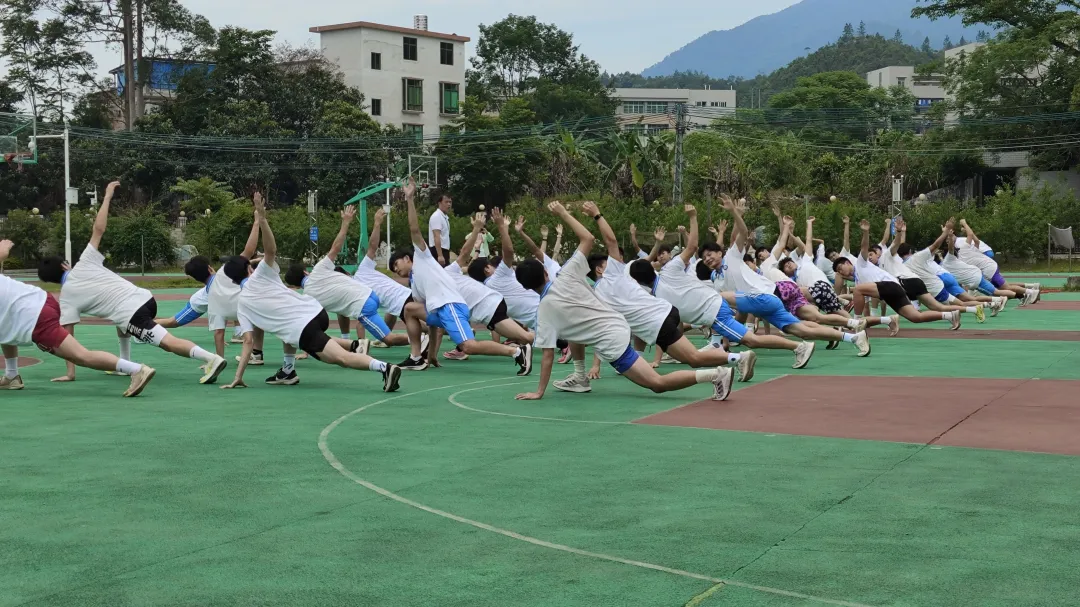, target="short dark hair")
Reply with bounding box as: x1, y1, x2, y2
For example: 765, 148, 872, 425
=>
628, 258, 656, 287
222, 255, 252, 284
586, 254, 607, 281
695, 259, 713, 281
334, 265, 349, 275
184, 255, 213, 284
755, 246, 770, 258
38, 256, 66, 283
870, 244, 882, 254
897, 243, 914, 257
779, 258, 796, 274
743, 253, 756, 264
430, 188, 449, 205
656, 244, 672, 256
388, 249, 413, 273
701, 242, 723, 254
515, 258, 546, 290
832, 257, 852, 273
825, 247, 838, 259
489, 255, 502, 269
284, 263, 307, 287
467, 257, 490, 282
